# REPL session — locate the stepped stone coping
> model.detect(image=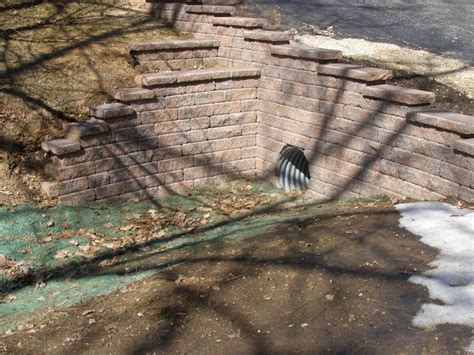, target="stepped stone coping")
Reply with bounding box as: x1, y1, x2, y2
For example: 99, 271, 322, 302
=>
271, 45, 342, 61
186, 5, 236, 15
41, 139, 81, 156
64, 119, 109, 140
318, 63, 393, 82
129, 39, 220, 52
454, 138, 474, 156
113, 88, 155, 102
211, 17, 267, 28
363, 84, 435, 106
244, 30, 293, 43
89, 103, 134, 119
136, 67, 261, 87
407, 109, 474, 135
